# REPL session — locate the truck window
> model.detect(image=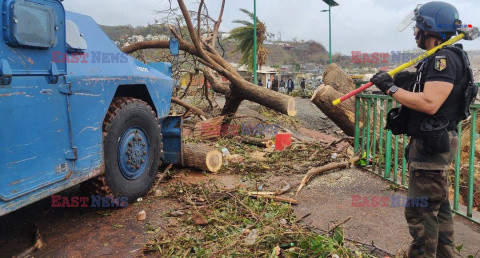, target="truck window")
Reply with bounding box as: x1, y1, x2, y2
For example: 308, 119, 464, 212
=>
5, 0, 58, 49
66, 19, 87, 52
